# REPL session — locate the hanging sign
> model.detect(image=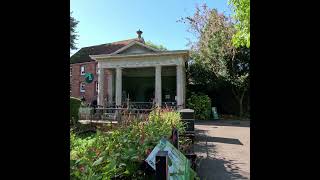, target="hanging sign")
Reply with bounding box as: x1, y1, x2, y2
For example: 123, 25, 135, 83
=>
84, 72, 94, 83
